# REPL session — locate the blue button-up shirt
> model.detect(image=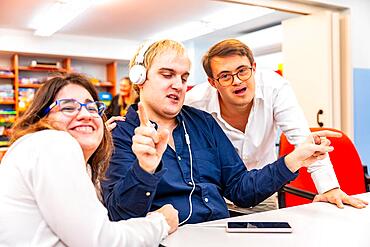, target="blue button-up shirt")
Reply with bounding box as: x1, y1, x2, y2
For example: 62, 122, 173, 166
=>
102, 104, 297, 224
